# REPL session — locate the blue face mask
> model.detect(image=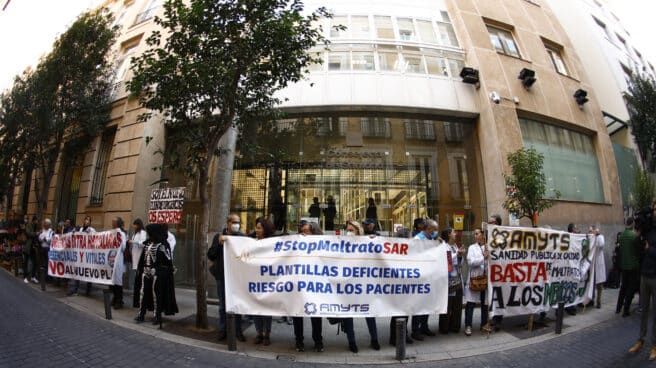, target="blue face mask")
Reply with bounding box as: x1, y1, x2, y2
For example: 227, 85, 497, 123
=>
432, 231, 439, 240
